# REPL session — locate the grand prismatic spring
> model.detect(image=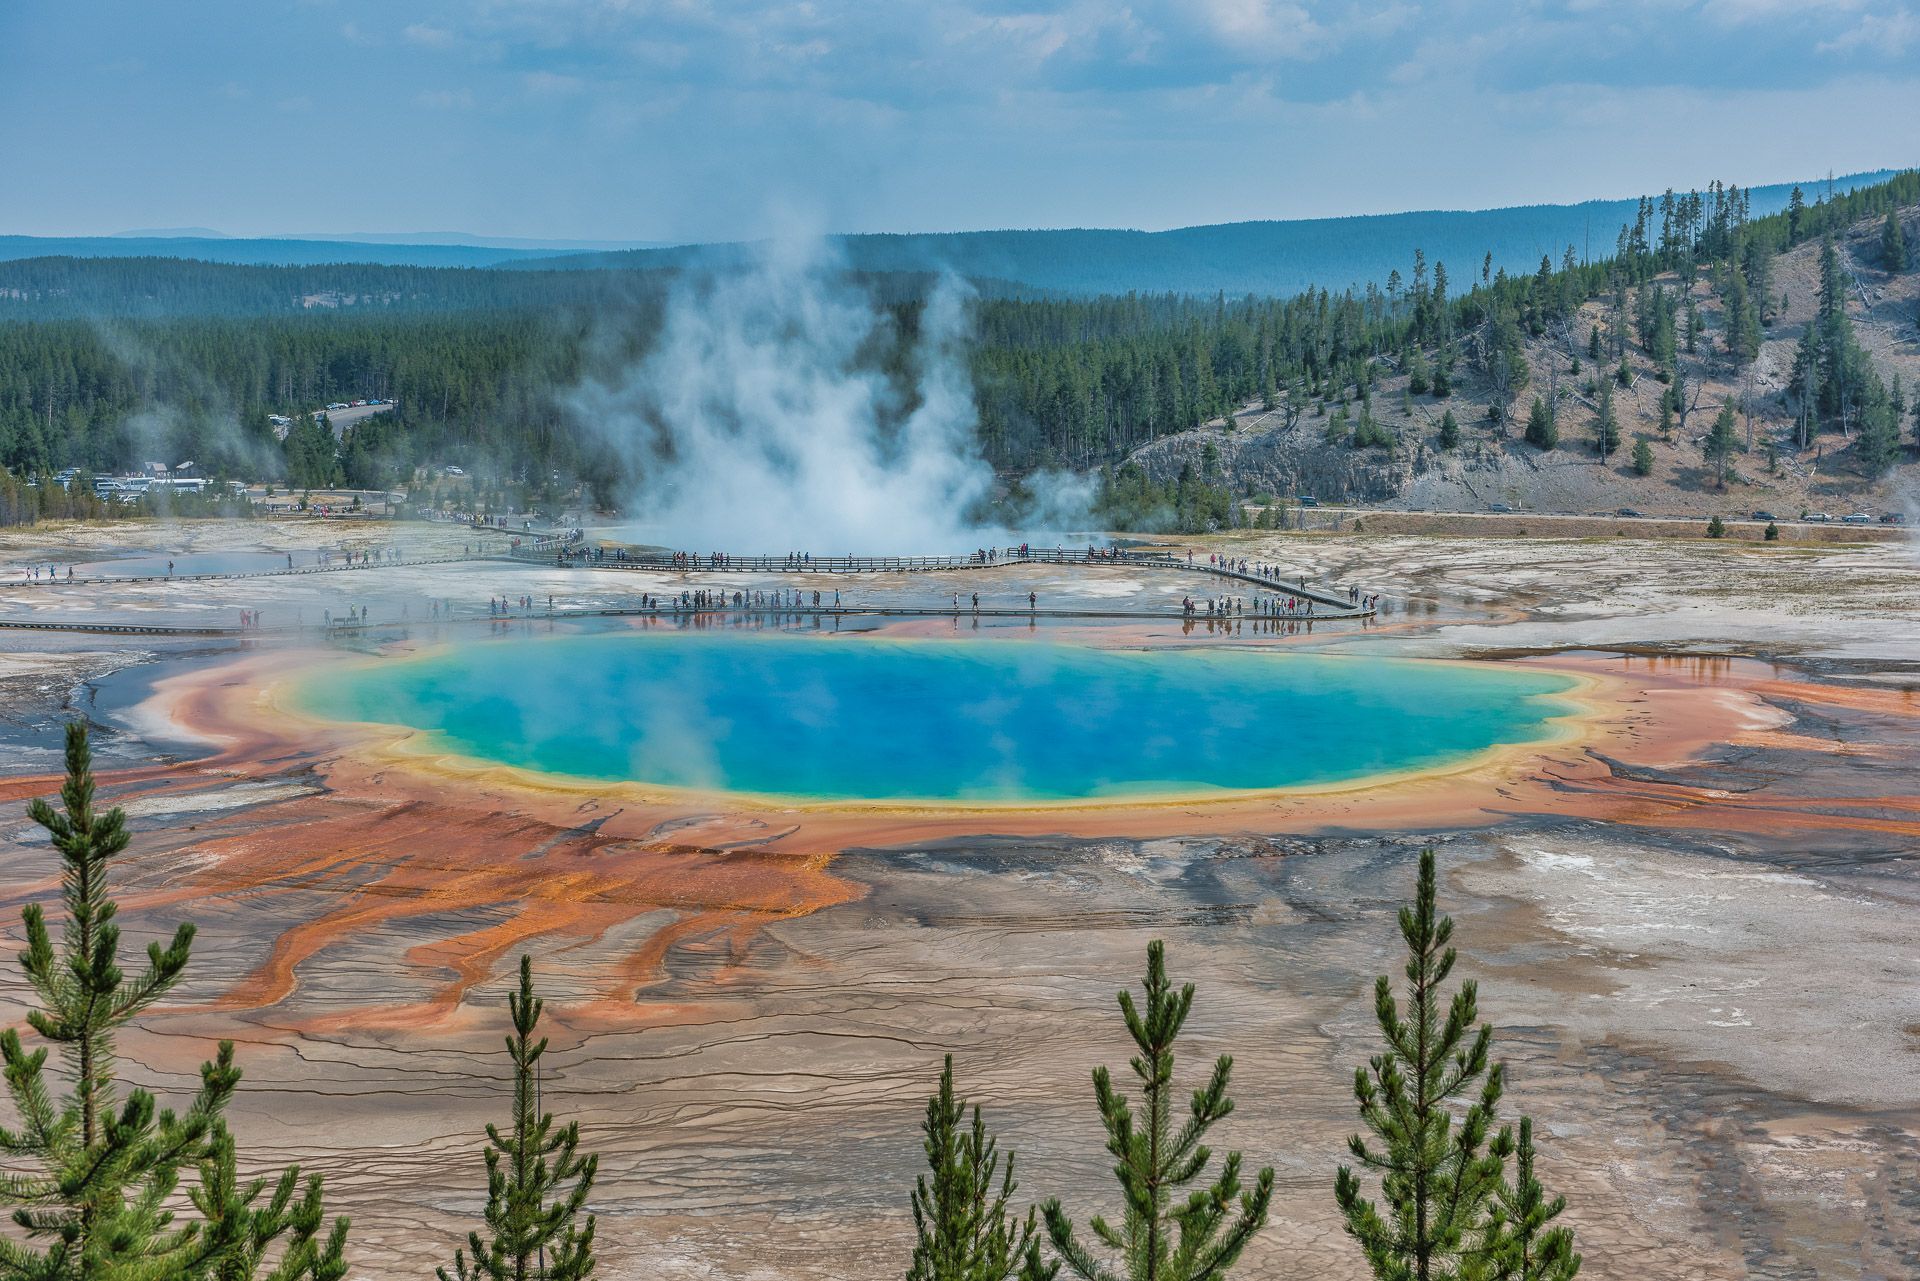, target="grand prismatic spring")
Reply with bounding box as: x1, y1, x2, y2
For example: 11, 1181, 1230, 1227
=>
291, 634, 1581, 802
